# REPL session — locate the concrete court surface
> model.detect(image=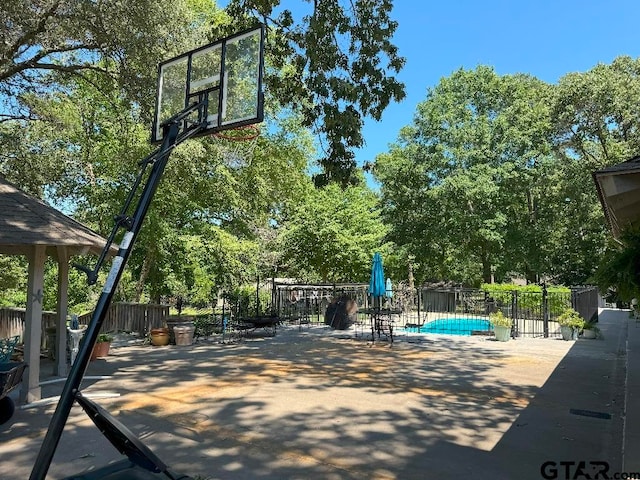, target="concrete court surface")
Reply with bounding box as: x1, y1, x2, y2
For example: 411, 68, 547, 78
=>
0, 308, 636, 480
